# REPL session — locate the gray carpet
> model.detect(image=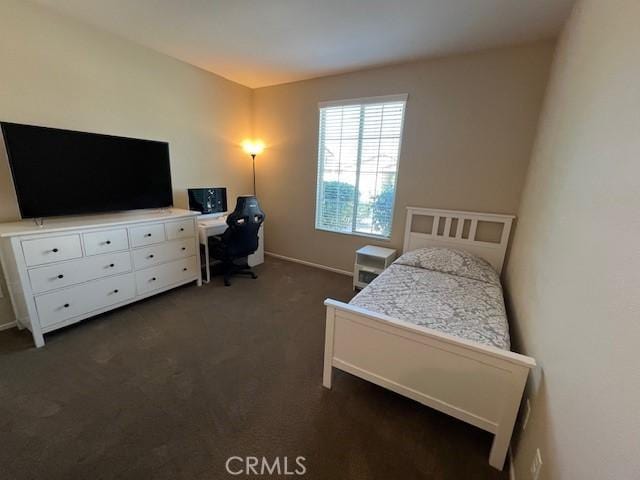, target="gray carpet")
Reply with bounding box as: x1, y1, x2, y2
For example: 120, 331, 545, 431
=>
0, 257, 507, 479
